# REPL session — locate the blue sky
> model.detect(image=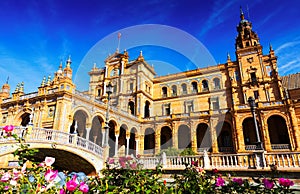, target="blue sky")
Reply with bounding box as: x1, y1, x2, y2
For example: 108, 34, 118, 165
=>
0, 0, 300, 92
